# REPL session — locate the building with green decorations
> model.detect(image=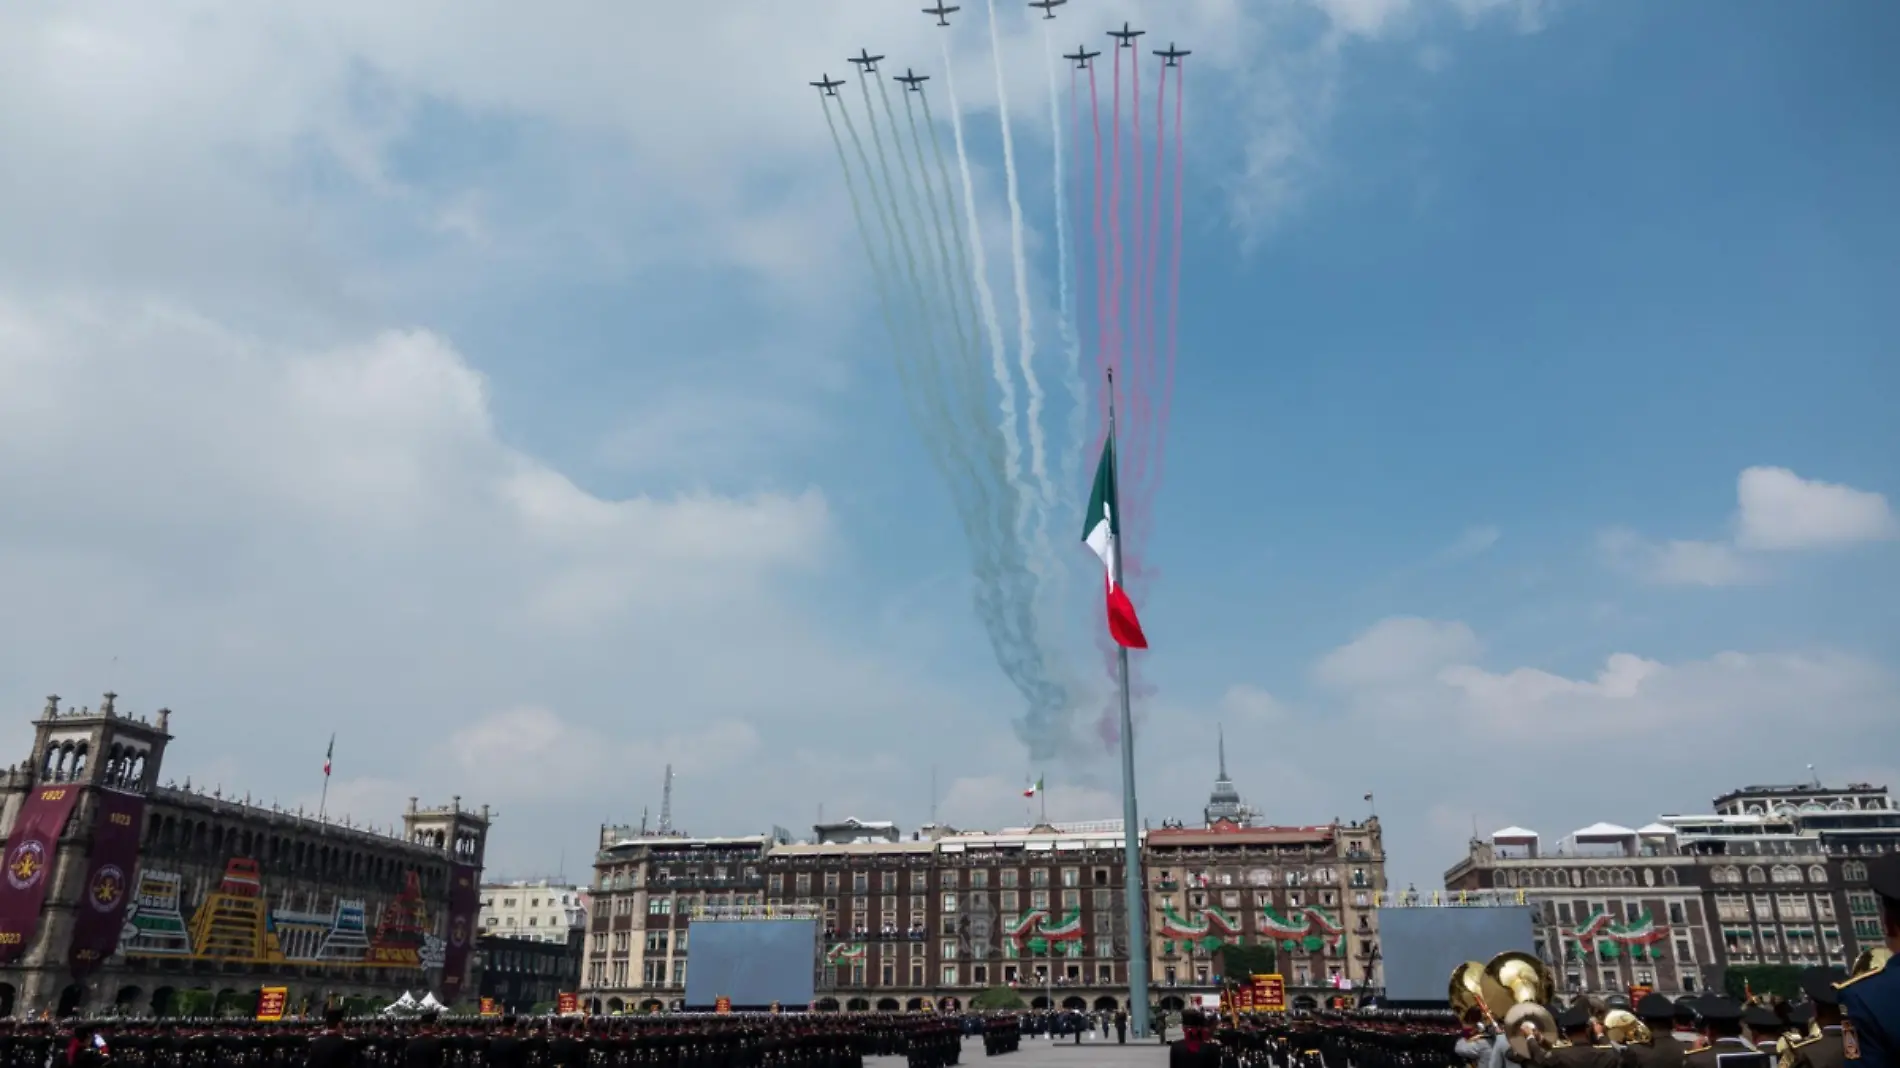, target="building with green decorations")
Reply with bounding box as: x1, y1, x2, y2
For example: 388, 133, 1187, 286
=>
1441, 780, 1897, 999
